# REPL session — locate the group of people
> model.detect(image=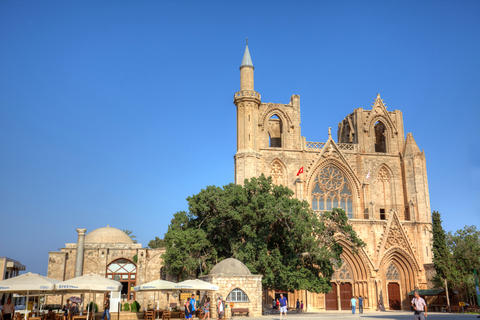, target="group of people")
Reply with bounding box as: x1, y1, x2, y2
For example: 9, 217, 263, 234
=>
349, 295, 364, 314
184, 294, 224, 320
62, 299, 83, 320
270, 294, 288, 317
